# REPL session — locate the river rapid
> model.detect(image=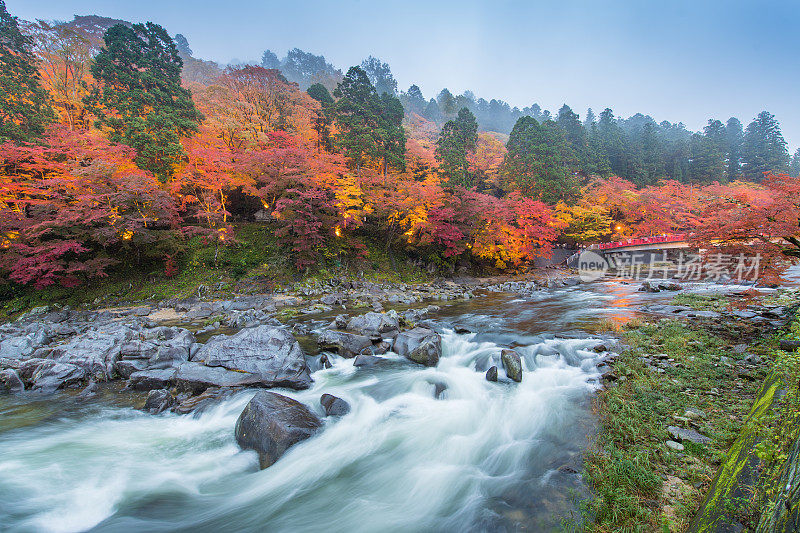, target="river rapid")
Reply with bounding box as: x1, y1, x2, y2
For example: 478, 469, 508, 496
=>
0, 283, 666, 532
